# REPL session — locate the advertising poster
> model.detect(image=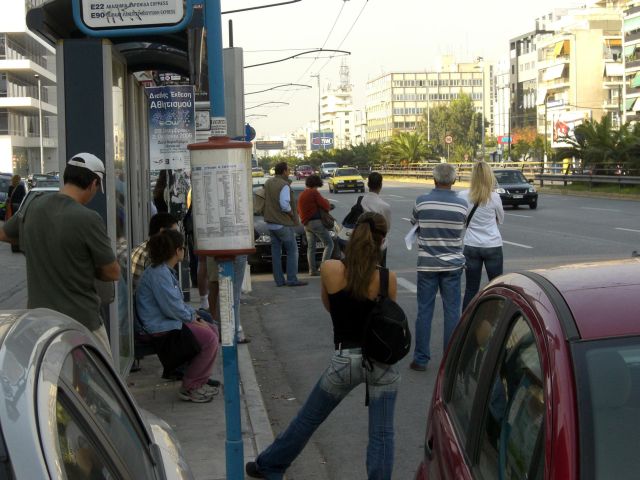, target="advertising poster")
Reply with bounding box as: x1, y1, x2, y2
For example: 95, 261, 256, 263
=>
551, 110, 590, 148
147, 85, 195, 221
147, 85, 195, 171
310, 132, 334, 151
